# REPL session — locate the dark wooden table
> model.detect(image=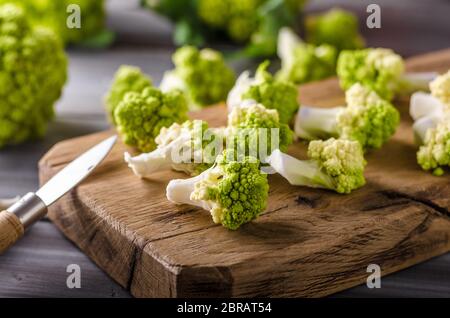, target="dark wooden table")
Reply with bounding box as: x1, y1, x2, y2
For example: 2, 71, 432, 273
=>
0, 0, 449, 298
